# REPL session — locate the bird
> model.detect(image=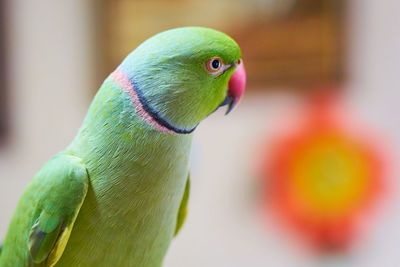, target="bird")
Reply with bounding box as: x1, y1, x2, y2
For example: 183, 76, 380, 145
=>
0, 26, 246, 266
